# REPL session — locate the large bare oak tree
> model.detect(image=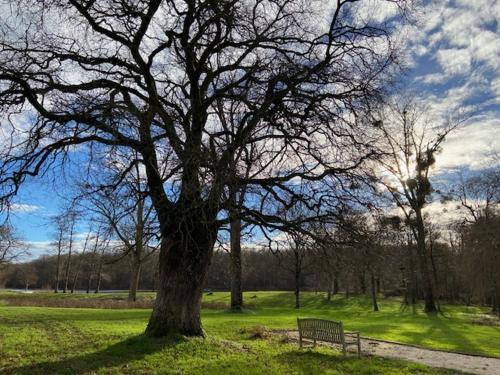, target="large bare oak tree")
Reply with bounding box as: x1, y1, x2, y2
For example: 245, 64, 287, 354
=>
0, 0, 409, 336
